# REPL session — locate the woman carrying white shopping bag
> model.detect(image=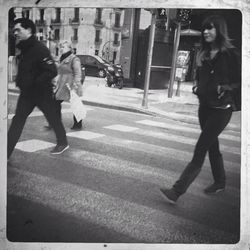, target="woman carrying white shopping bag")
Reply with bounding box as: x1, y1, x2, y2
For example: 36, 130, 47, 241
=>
54, 40, 85, 130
